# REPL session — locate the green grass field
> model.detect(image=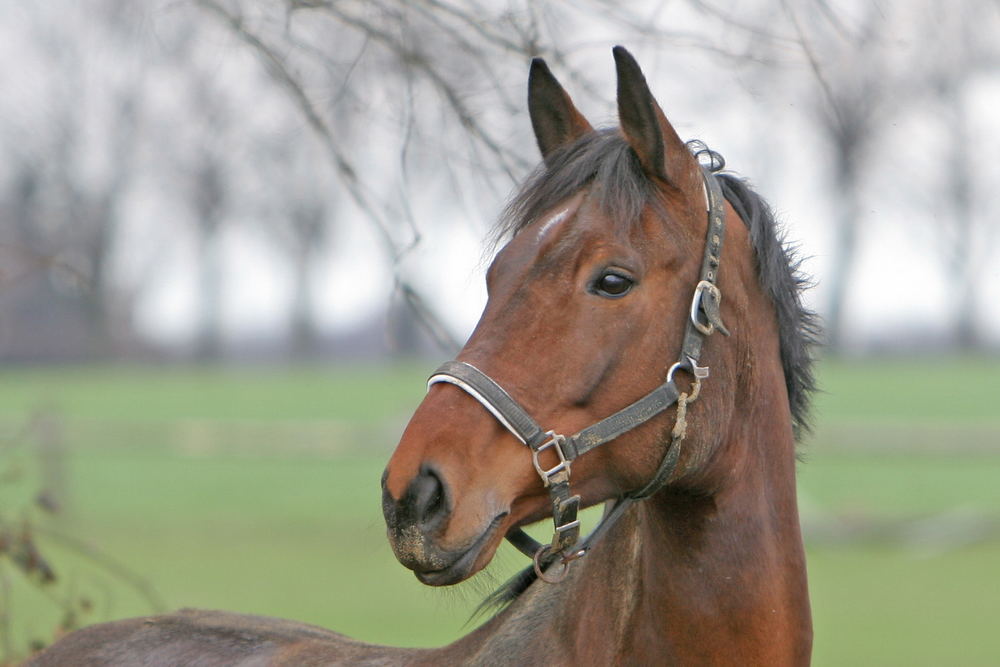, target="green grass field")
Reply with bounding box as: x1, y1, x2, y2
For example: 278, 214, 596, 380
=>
1, 357, 998, 665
